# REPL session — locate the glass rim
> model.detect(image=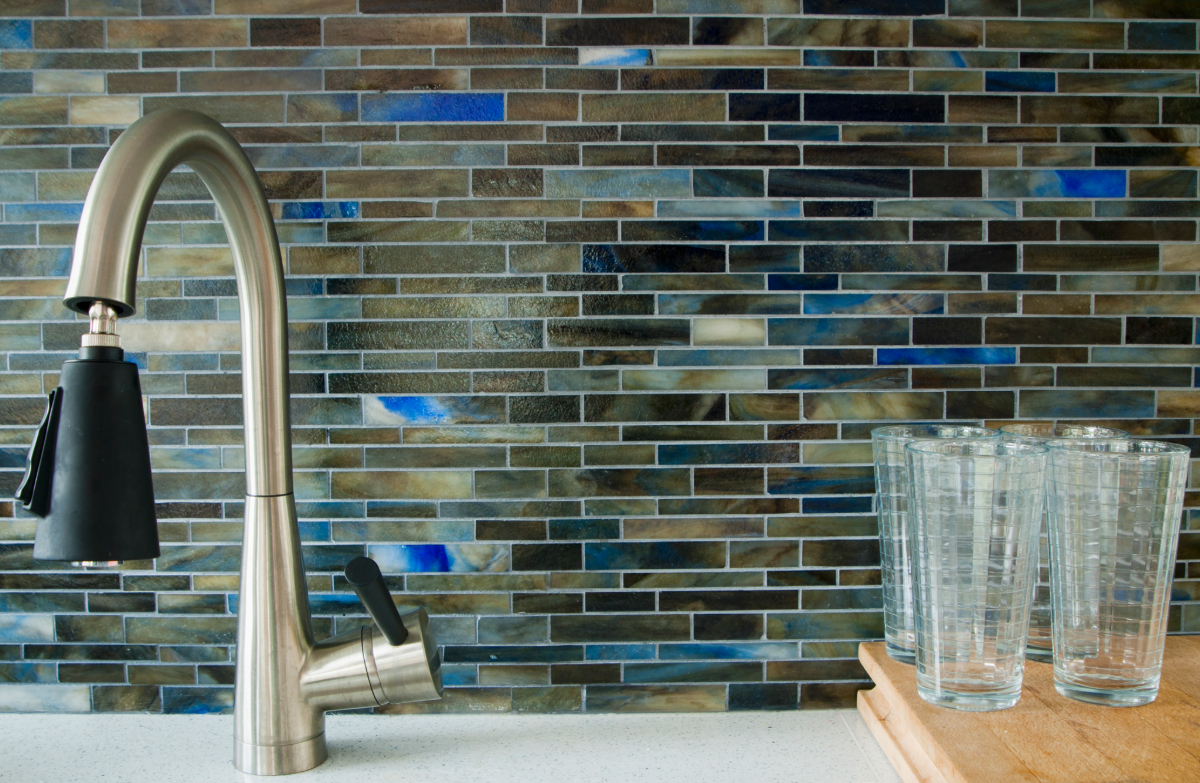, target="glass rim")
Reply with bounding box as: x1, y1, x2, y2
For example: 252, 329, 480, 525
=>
999, 423, 1129, 441
904, 438, 1048, 456
1045, 438, 1191, 456
871, 424, 999, 442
